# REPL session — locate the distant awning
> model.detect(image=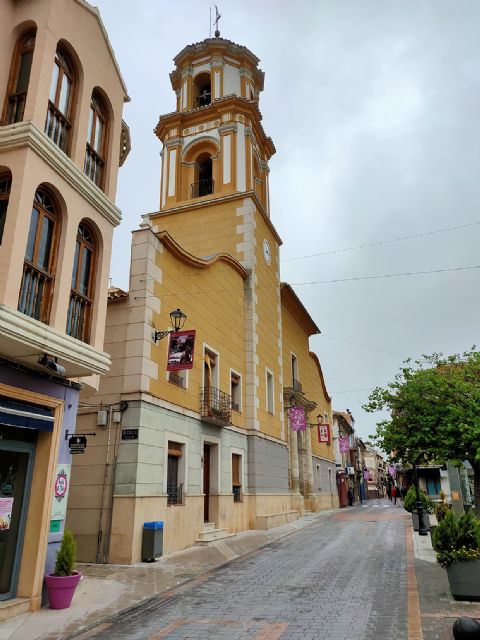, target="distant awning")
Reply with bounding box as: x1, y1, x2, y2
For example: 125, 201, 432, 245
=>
0, 398, 54, 432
